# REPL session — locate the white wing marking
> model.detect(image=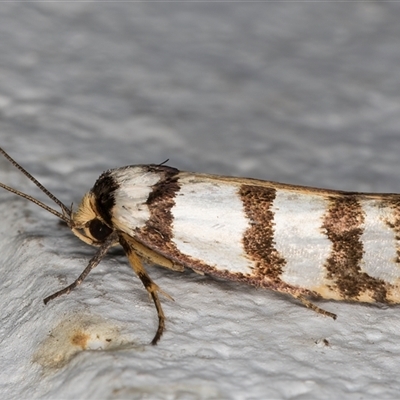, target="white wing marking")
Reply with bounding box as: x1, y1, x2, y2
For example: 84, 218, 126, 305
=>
171, 179, 254, 274
273, 191, 331, 290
